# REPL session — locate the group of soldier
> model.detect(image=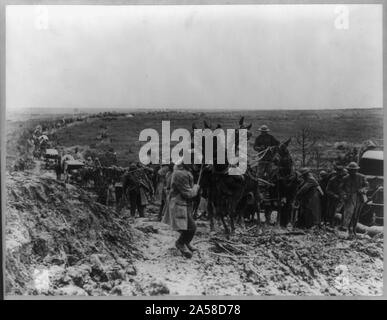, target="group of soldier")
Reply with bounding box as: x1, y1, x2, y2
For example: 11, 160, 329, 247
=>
253, 124, 369, 237
53, 147, 156, 219
298, 162, 368, 237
